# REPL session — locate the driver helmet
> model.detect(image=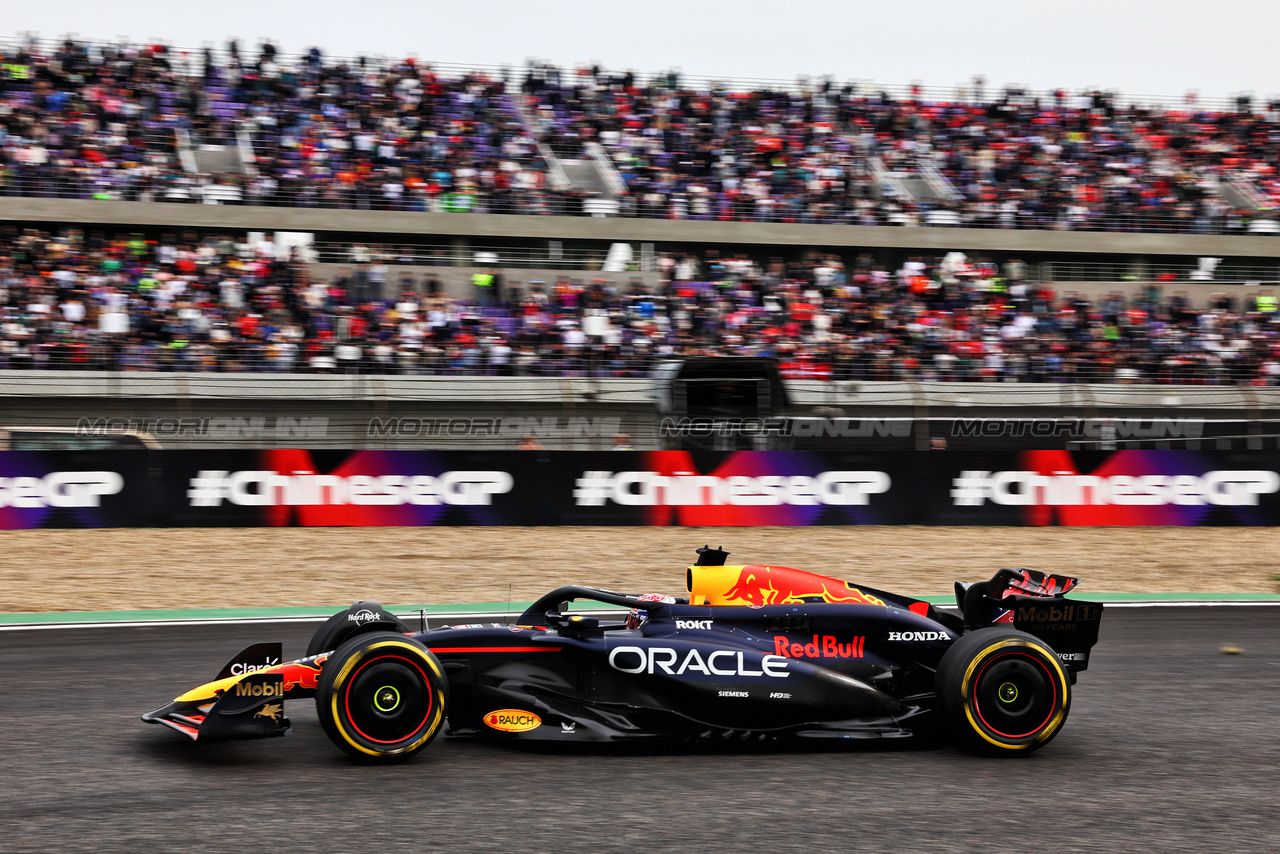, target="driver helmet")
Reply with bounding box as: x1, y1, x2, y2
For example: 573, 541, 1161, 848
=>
626, 593, 676, 629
